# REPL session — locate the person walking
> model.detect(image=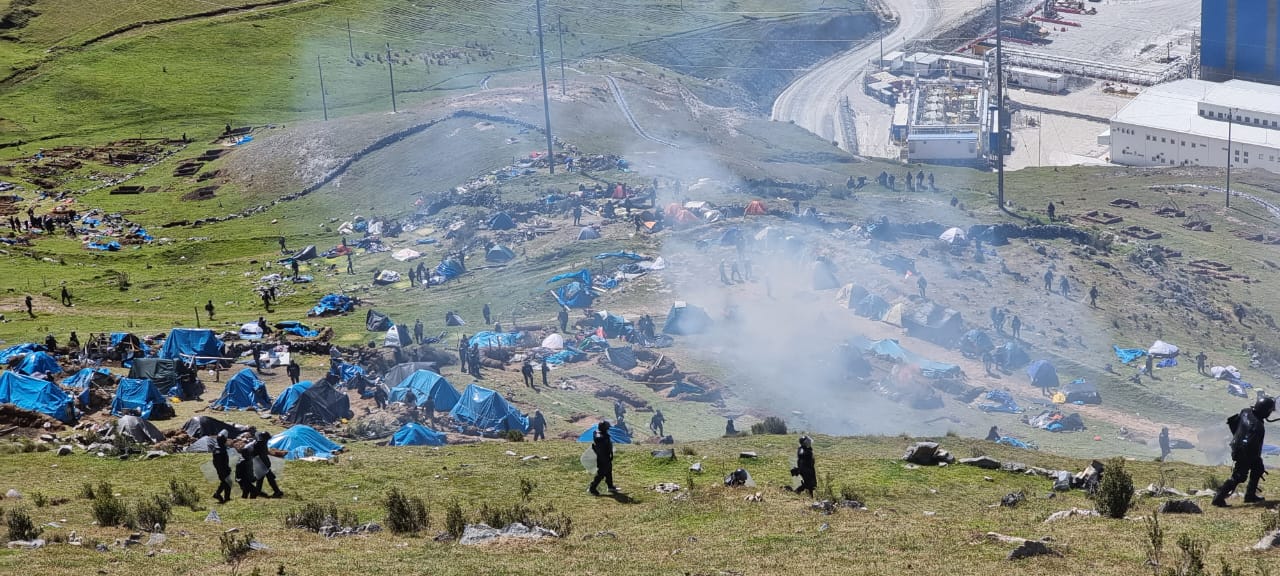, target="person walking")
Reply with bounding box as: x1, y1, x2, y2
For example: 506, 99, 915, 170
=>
235, 445, 260, 499
346, 252, 354, 275
1158, 427, 1172, 462
211, 430, 233, 504
291, 259, 300, 280
1010, 315, 1022, 340
60, 285, 72, 306
521, 360, 535, 388
588, 421, 619, 496
482, 303, 491, 325
414, 319, 424, 345
916, 275, 927, 298
251, 431, 284, 499
558, 308, 569, 332
540, 361, 550, 388
1043, 269, 1054, 292
286, 359, 301, 385
205, 300, 216, 321
1213, 397, 1275, 507
572, 204, 582, 226
649, 410, 665, 437
531, 410, 546, 441
613, 399, 626, 423
792, 436, 817, 498
24, 295, 34, 318
1089, 284, 1099, 308
1059, 276, 1070, 298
